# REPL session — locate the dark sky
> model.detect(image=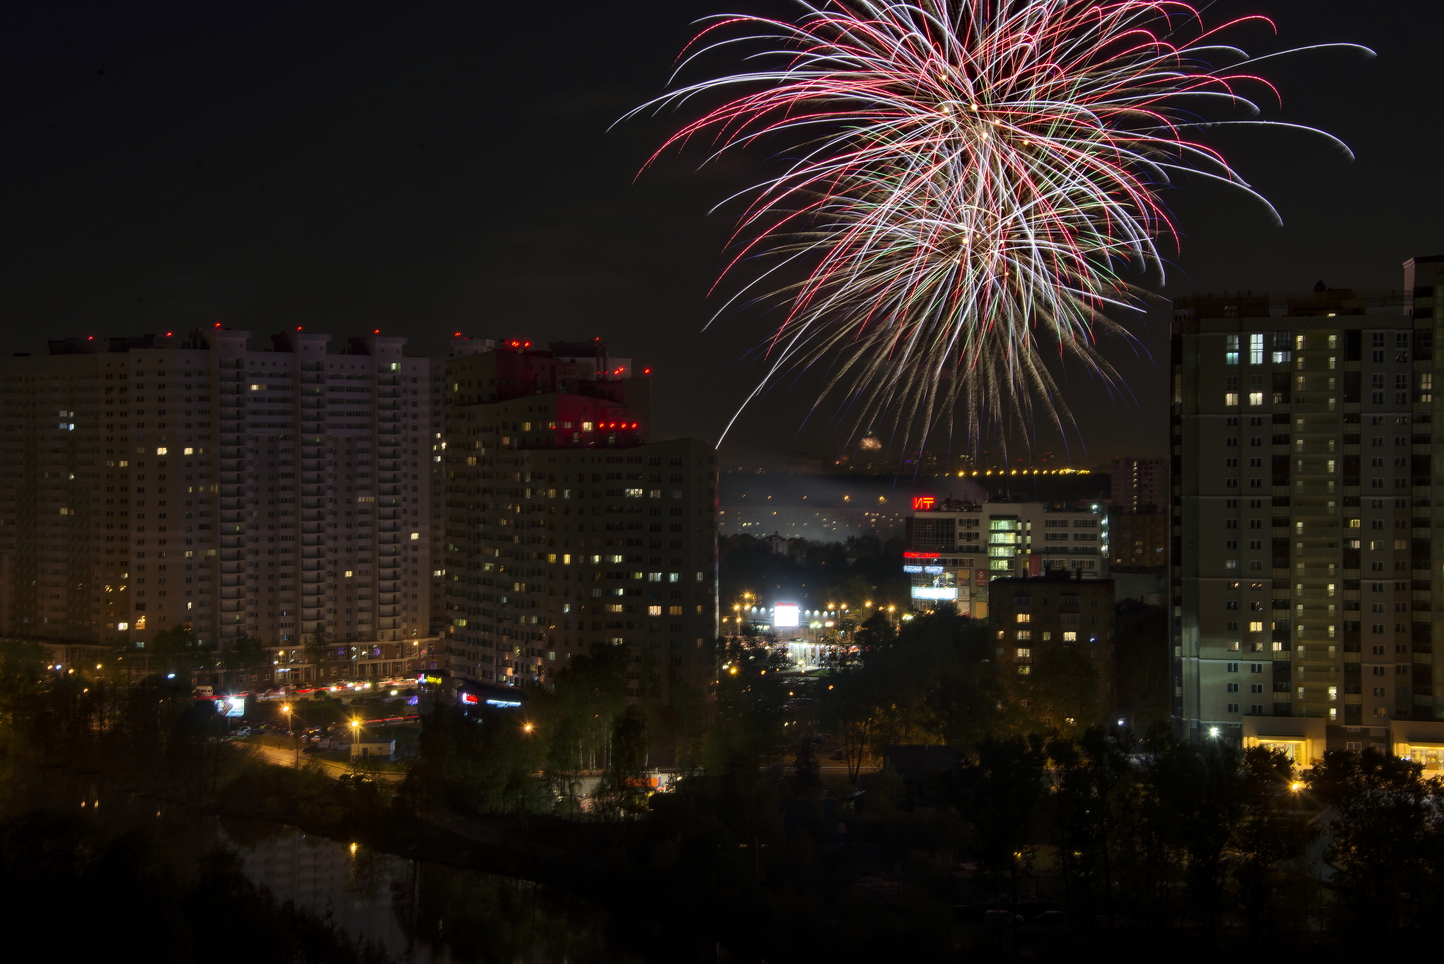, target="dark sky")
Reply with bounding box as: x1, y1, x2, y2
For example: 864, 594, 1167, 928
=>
3, 1, 1439, 466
